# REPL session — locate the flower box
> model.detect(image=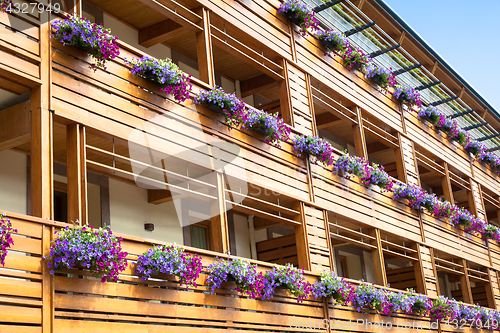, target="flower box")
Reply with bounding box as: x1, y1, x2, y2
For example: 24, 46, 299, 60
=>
52, 14, 119, 71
